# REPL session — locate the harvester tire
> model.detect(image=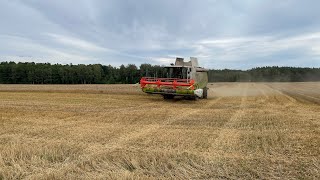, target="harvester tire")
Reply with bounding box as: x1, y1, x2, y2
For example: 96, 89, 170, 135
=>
163, 94, 174, 99
187, 95, 198, 101
203, 87, 208, 99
